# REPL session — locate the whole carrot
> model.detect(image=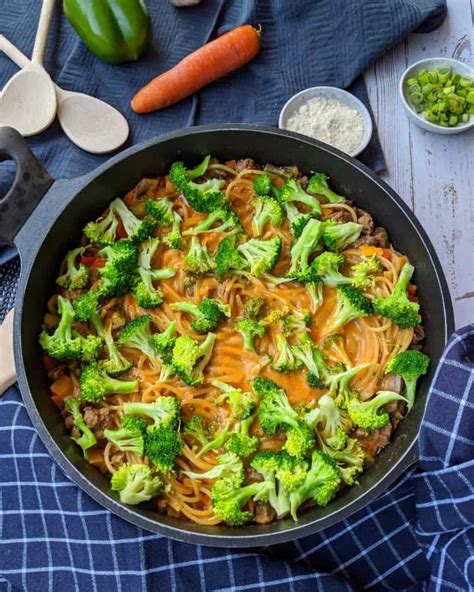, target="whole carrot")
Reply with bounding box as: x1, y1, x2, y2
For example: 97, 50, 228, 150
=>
131, 25, 261, 113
